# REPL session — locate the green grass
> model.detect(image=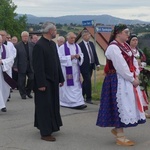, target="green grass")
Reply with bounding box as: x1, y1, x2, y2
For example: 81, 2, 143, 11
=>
91, 66, 104, 101
91, 65, 150, 101
92, 79, 103, 101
